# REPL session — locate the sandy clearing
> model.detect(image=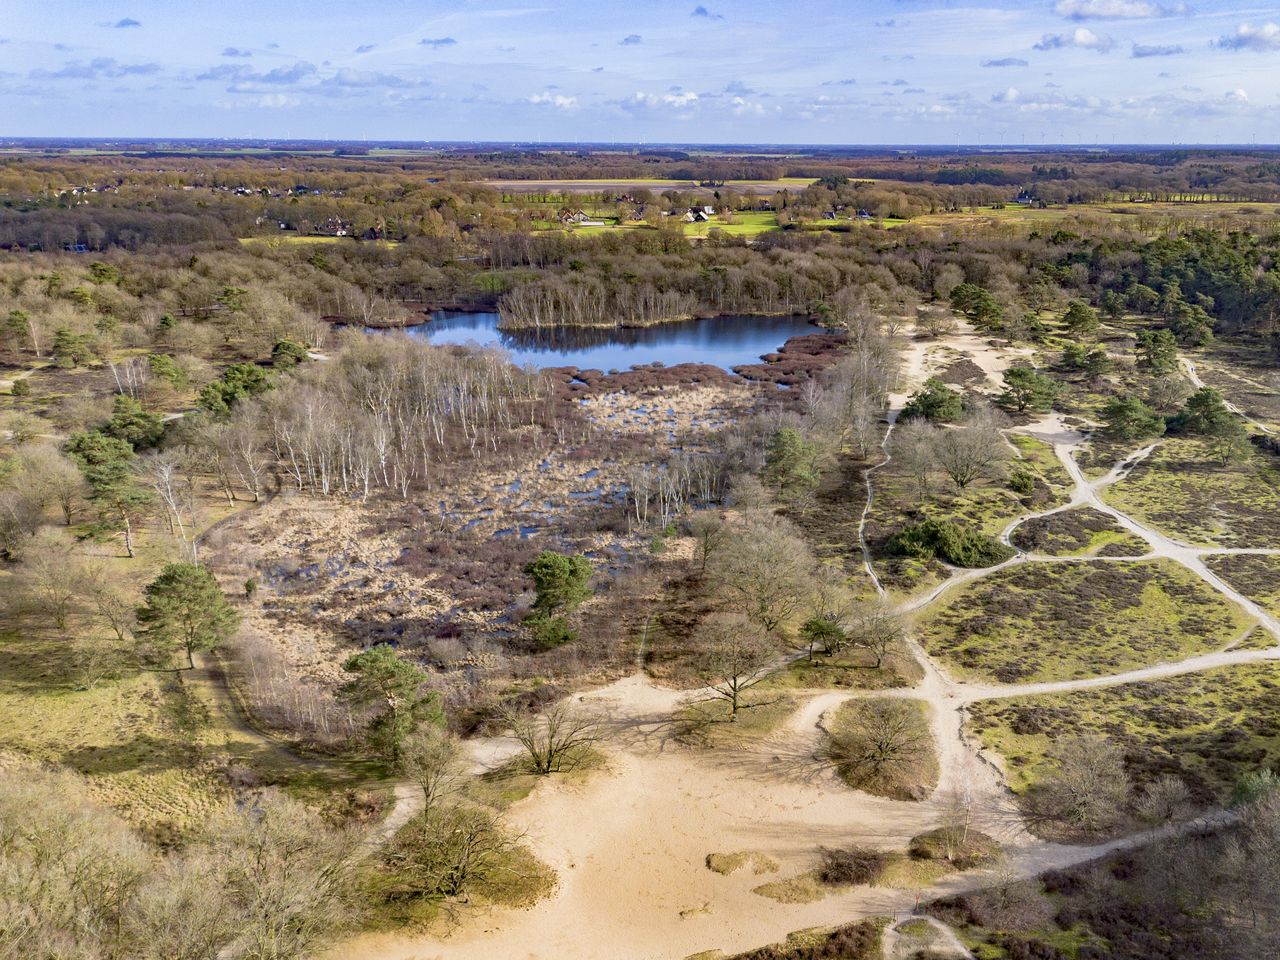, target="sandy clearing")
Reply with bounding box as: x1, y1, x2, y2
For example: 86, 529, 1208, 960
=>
339, 328, 1280, 960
